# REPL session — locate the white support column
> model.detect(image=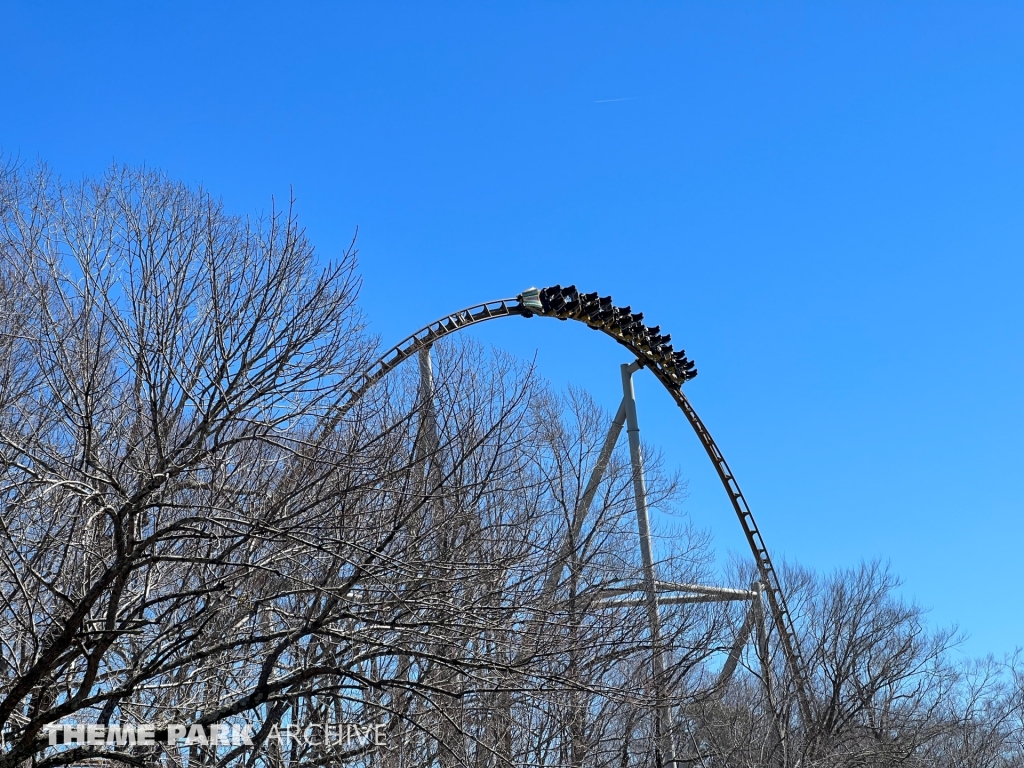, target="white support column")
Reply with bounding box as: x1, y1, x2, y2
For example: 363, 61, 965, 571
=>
416, 345, 443, 495
417, 345, 462, 768
621, 361, 677, 768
